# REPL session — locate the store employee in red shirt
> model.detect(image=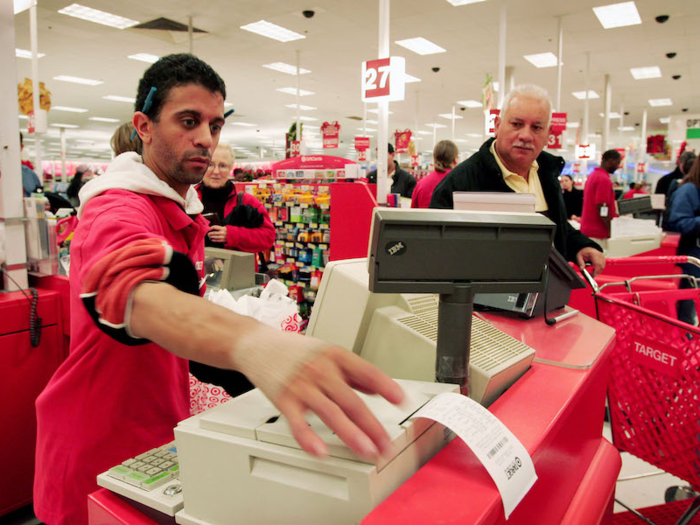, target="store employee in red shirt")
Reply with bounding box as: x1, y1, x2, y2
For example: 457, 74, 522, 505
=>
411, 140, 459, 208
580, 150, 622, 241
33, 54, 403, 525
